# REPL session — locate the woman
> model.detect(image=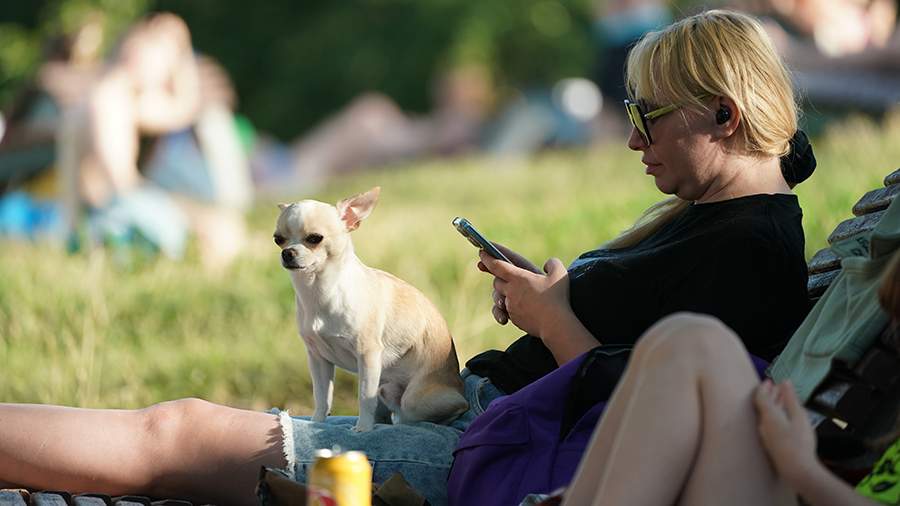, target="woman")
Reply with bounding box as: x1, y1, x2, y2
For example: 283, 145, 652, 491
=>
554, 248, 900, 506
0, 10, 813, 506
